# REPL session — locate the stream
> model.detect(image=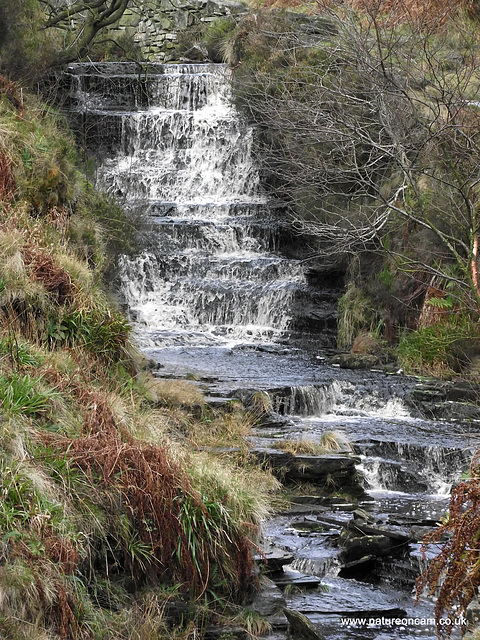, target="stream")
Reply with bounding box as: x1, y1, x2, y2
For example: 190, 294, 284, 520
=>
66, 61, 480, 639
